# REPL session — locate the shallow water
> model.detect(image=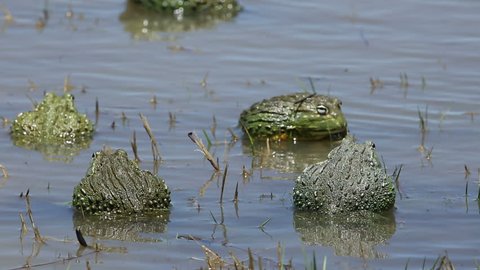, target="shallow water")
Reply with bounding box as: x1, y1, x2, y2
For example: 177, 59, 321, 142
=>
1, 0, 480, 269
